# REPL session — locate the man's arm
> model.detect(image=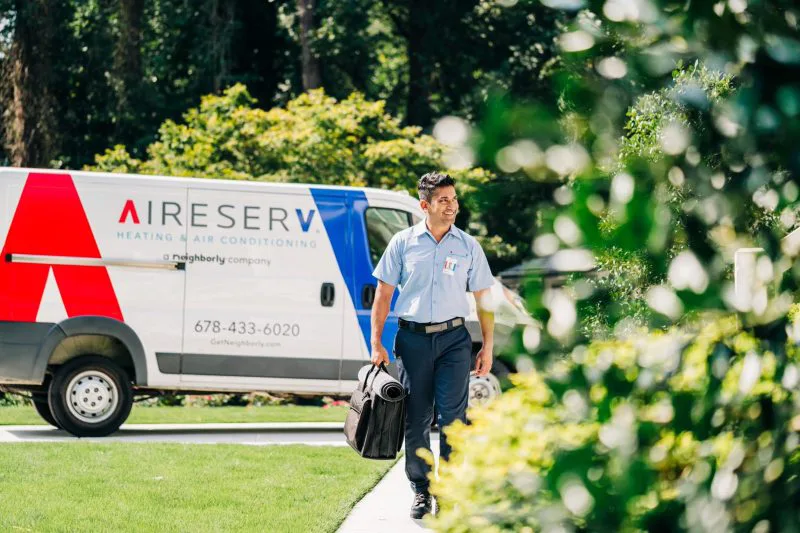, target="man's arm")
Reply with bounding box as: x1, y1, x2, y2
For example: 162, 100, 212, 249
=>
370, 232, 402, 366
370, 280, 396, 366
473, 287, 494, 376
